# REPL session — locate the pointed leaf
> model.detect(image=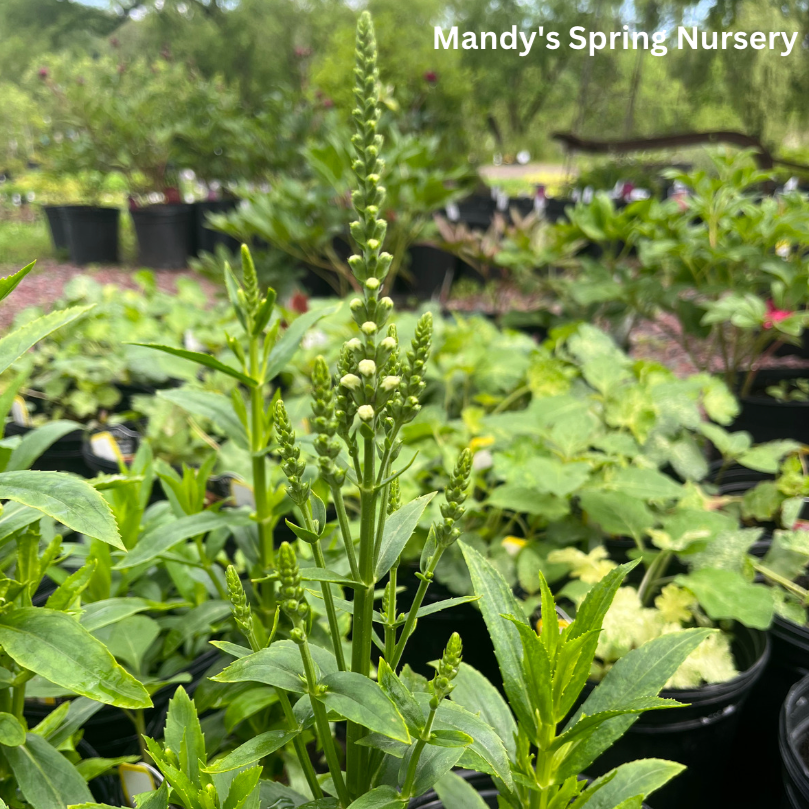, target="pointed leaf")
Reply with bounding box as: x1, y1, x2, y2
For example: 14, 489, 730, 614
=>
576, 759, 685, 808
376, 493, 436, 579
205, 729, 297, 774
130, 344, 256, 387
158, 388, 248, 448
0, 471, 122, 548
6, 421, 81, 473
264, 304, 341, 382
0, 608, 151, 709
